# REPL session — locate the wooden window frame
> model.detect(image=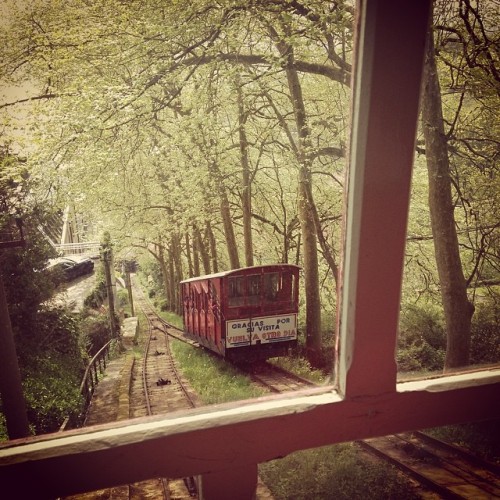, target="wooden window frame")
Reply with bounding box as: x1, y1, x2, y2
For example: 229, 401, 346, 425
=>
1, 1, 499, 498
